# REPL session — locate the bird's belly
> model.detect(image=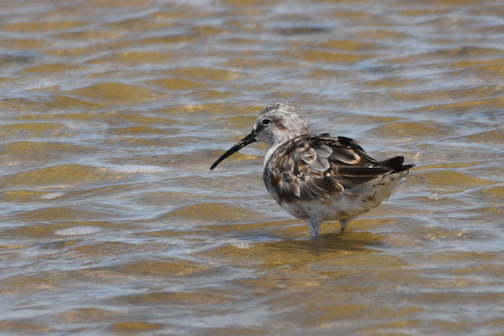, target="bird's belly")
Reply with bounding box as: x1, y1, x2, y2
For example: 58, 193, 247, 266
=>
279, 192, 376, 222
276, 172, 408, 221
